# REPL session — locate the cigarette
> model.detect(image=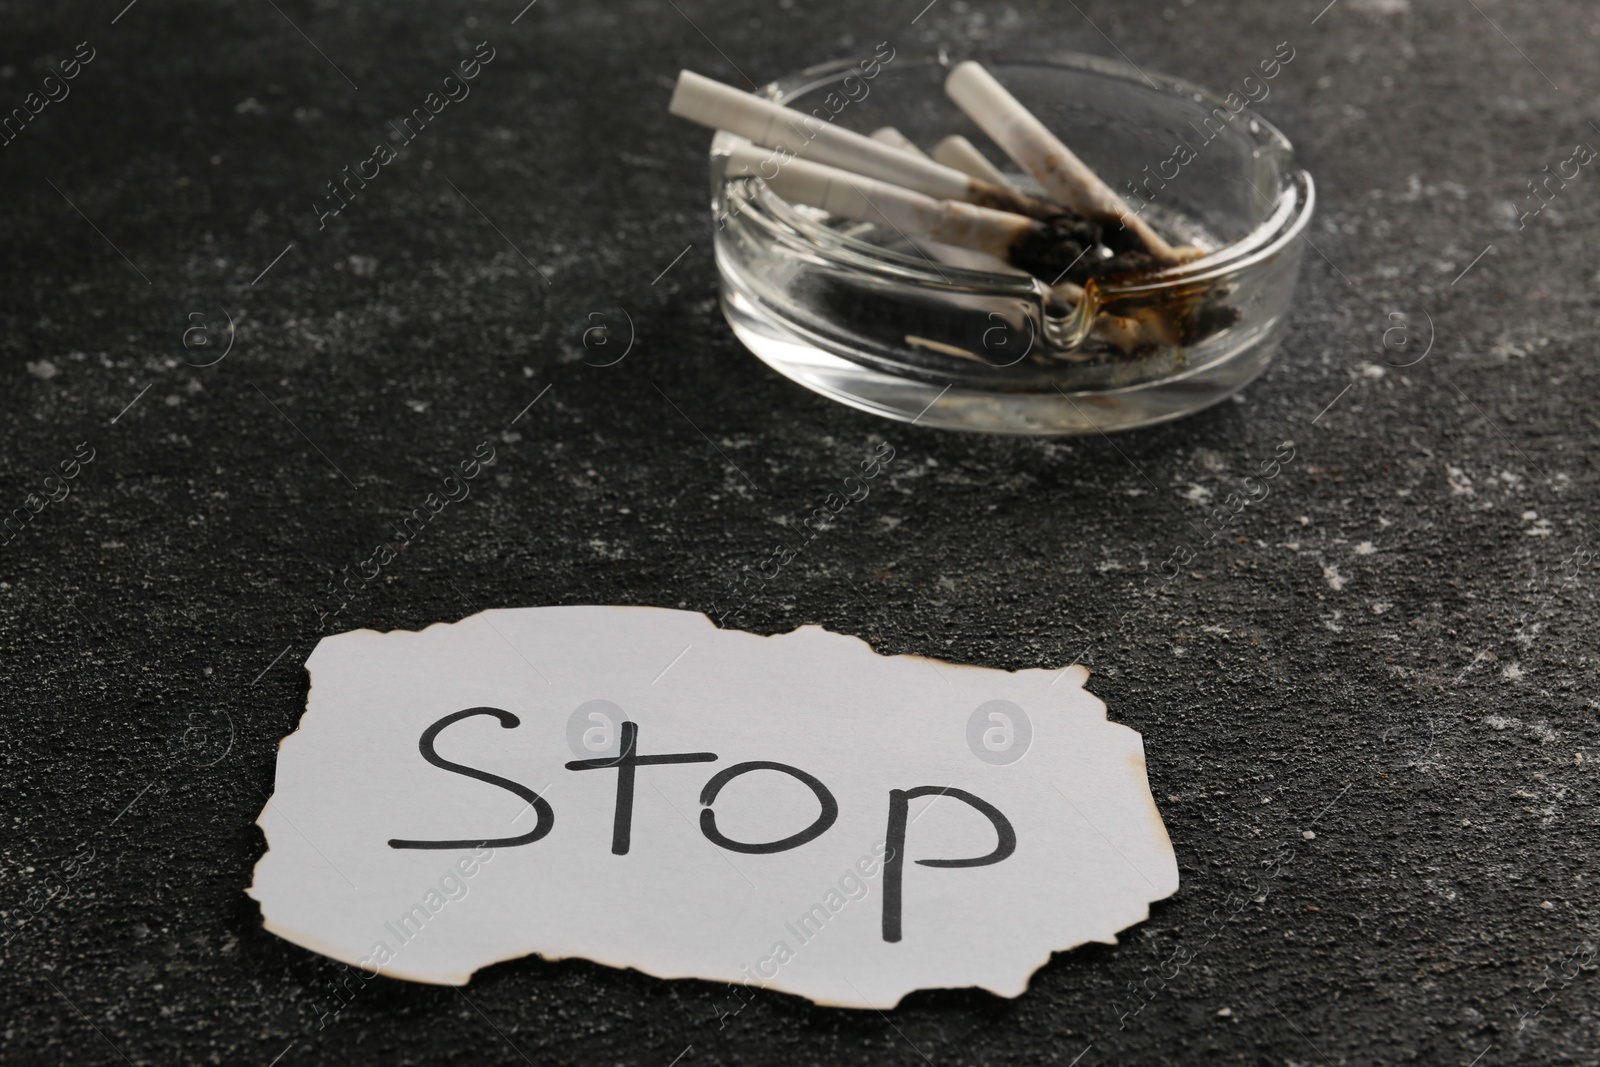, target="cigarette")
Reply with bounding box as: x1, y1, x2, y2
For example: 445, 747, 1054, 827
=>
670, 70, 1064, 221
727, 140, 1109, 283
944, 61, 1180, 263
728, 143, 1173, 358
724, 140, 1036, 259
865, 130, 1025, 274
931, 135, 1015, 191
870, 127, 927, 157
715, 124, 1211, 358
